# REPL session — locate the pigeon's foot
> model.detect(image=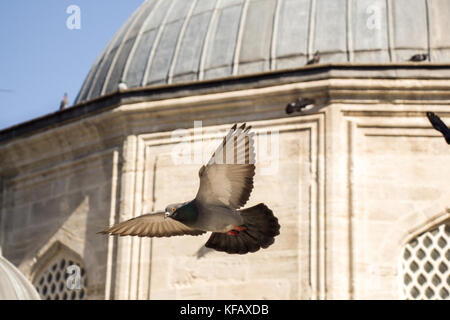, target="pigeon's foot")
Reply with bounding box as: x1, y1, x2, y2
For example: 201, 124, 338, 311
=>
227, 226, 246, 236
